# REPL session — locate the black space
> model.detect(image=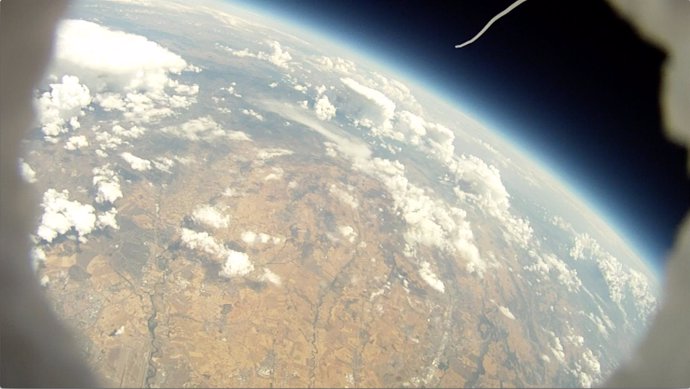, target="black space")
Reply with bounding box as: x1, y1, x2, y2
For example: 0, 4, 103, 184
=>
239, 0, 689, 266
